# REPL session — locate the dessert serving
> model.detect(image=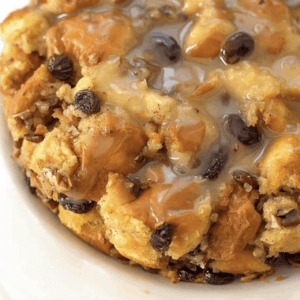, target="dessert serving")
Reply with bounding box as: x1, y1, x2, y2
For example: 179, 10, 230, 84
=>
2, 0, 300, 285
